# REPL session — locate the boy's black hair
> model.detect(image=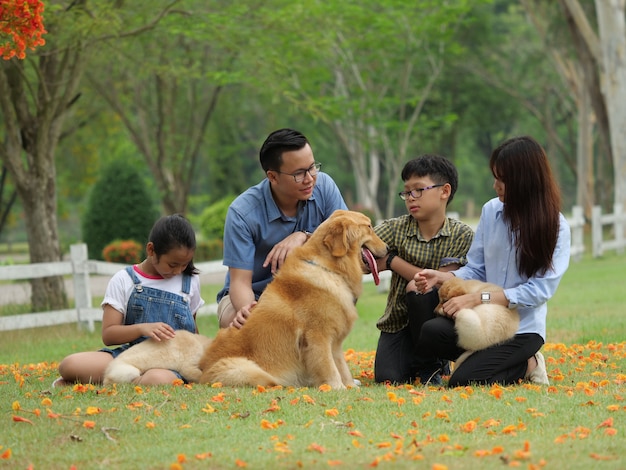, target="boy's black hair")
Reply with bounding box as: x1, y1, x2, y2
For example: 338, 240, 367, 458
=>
149, 214, 199, 275
259, 128, 310, 172
401, 154, 458, 205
